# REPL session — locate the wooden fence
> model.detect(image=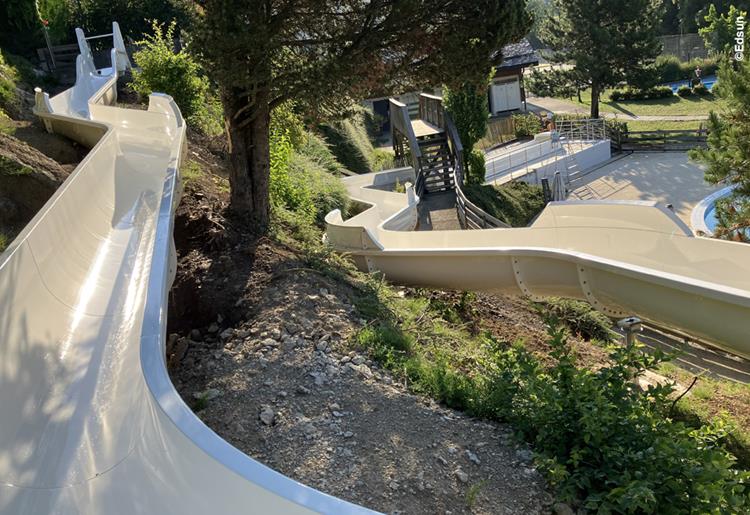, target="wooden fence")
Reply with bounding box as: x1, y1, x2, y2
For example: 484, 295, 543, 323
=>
616, 127, 708, 151
476, 116, 517, 151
